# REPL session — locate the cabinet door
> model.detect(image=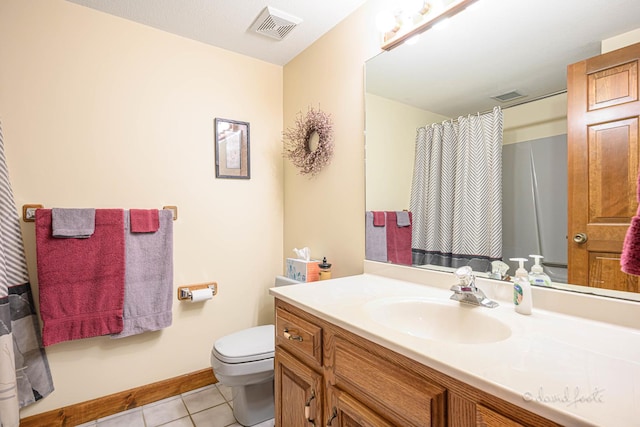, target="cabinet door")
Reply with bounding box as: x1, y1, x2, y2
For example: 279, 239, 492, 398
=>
449, 393, 558, 427
332, 336, 446, 426
475, 404, 525, 427
275, 348, 323, 427
326, 385, 394, 427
